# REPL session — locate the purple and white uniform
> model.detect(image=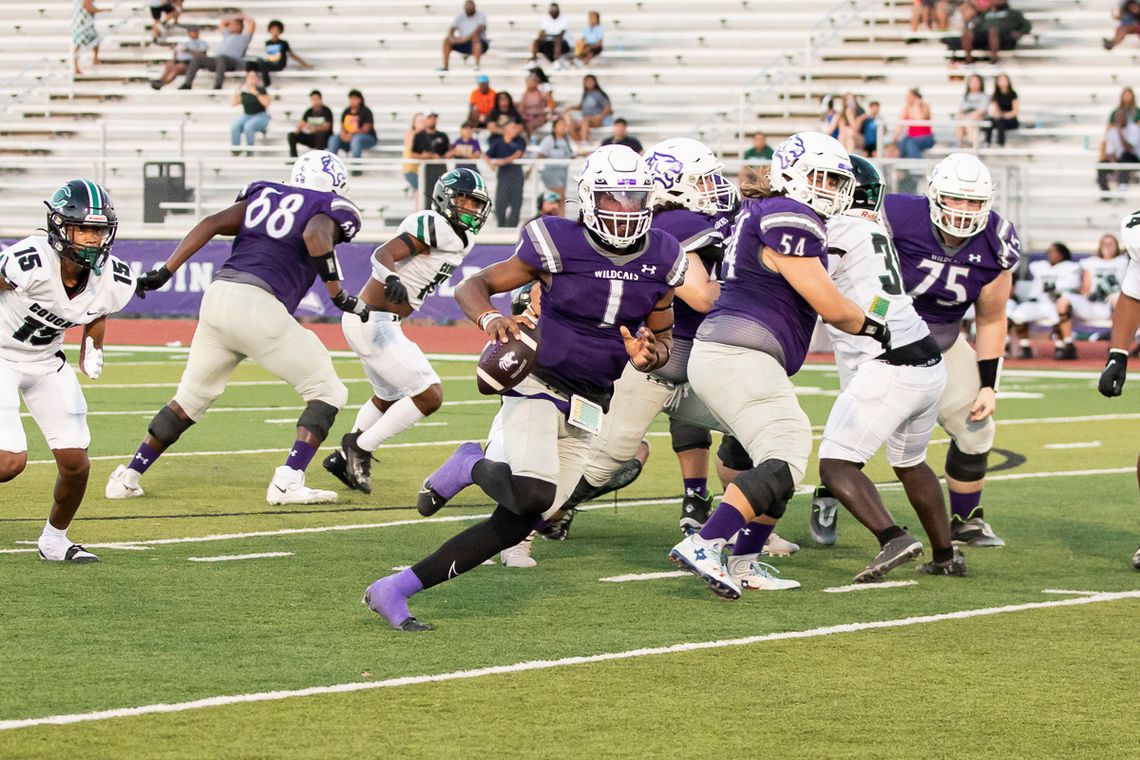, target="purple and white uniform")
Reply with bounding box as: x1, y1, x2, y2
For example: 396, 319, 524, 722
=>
883, 193, 1019, 351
